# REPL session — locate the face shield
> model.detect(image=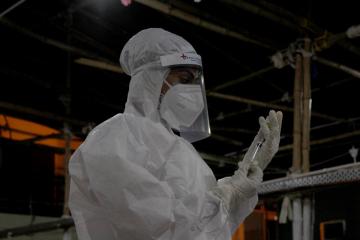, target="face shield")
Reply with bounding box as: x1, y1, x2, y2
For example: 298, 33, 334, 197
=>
159, 53, 211, 143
